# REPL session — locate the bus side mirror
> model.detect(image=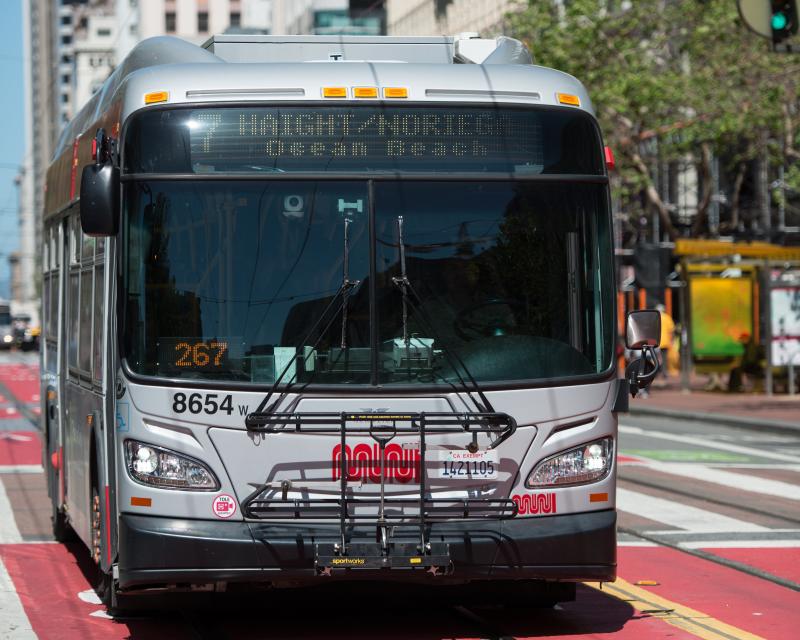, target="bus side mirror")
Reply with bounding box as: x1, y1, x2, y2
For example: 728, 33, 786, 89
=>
80, 162, 119, 236
625, 310, 661, 397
